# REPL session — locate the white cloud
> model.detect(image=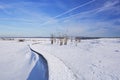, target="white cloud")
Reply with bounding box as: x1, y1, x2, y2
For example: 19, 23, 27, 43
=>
0, 2, 54, 24
96, 0, 120, 13
0, 5, 5, 9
